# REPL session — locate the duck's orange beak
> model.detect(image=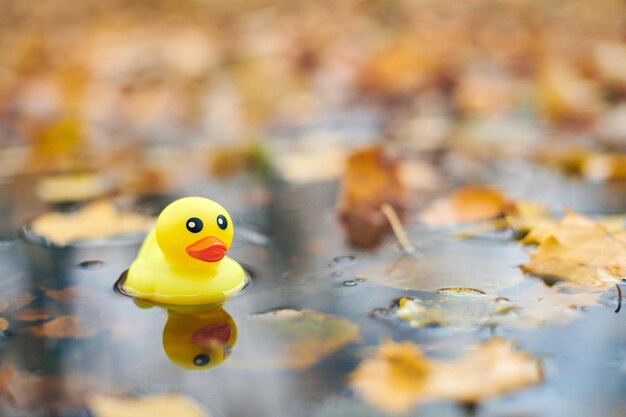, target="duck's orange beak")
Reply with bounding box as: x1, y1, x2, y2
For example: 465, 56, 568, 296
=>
186, 236, 227, 262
